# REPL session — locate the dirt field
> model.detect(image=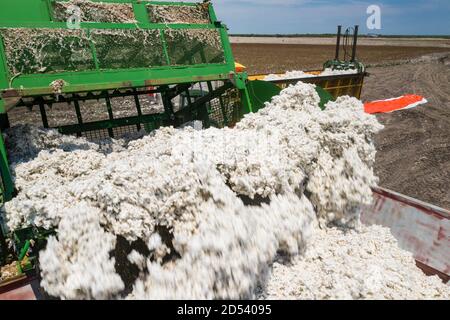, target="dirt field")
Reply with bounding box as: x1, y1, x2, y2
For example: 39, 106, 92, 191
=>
230, 36, 450, 48
232, 43, 450, 74
364, 53, 450, 210
233, 44, 450, 209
